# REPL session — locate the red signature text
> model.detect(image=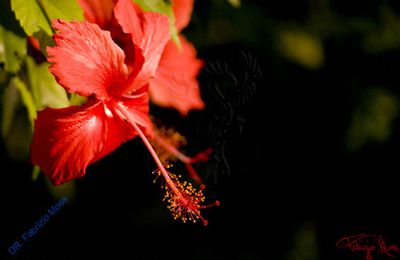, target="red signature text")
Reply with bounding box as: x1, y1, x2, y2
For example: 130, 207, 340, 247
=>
337, 233, 399, 260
